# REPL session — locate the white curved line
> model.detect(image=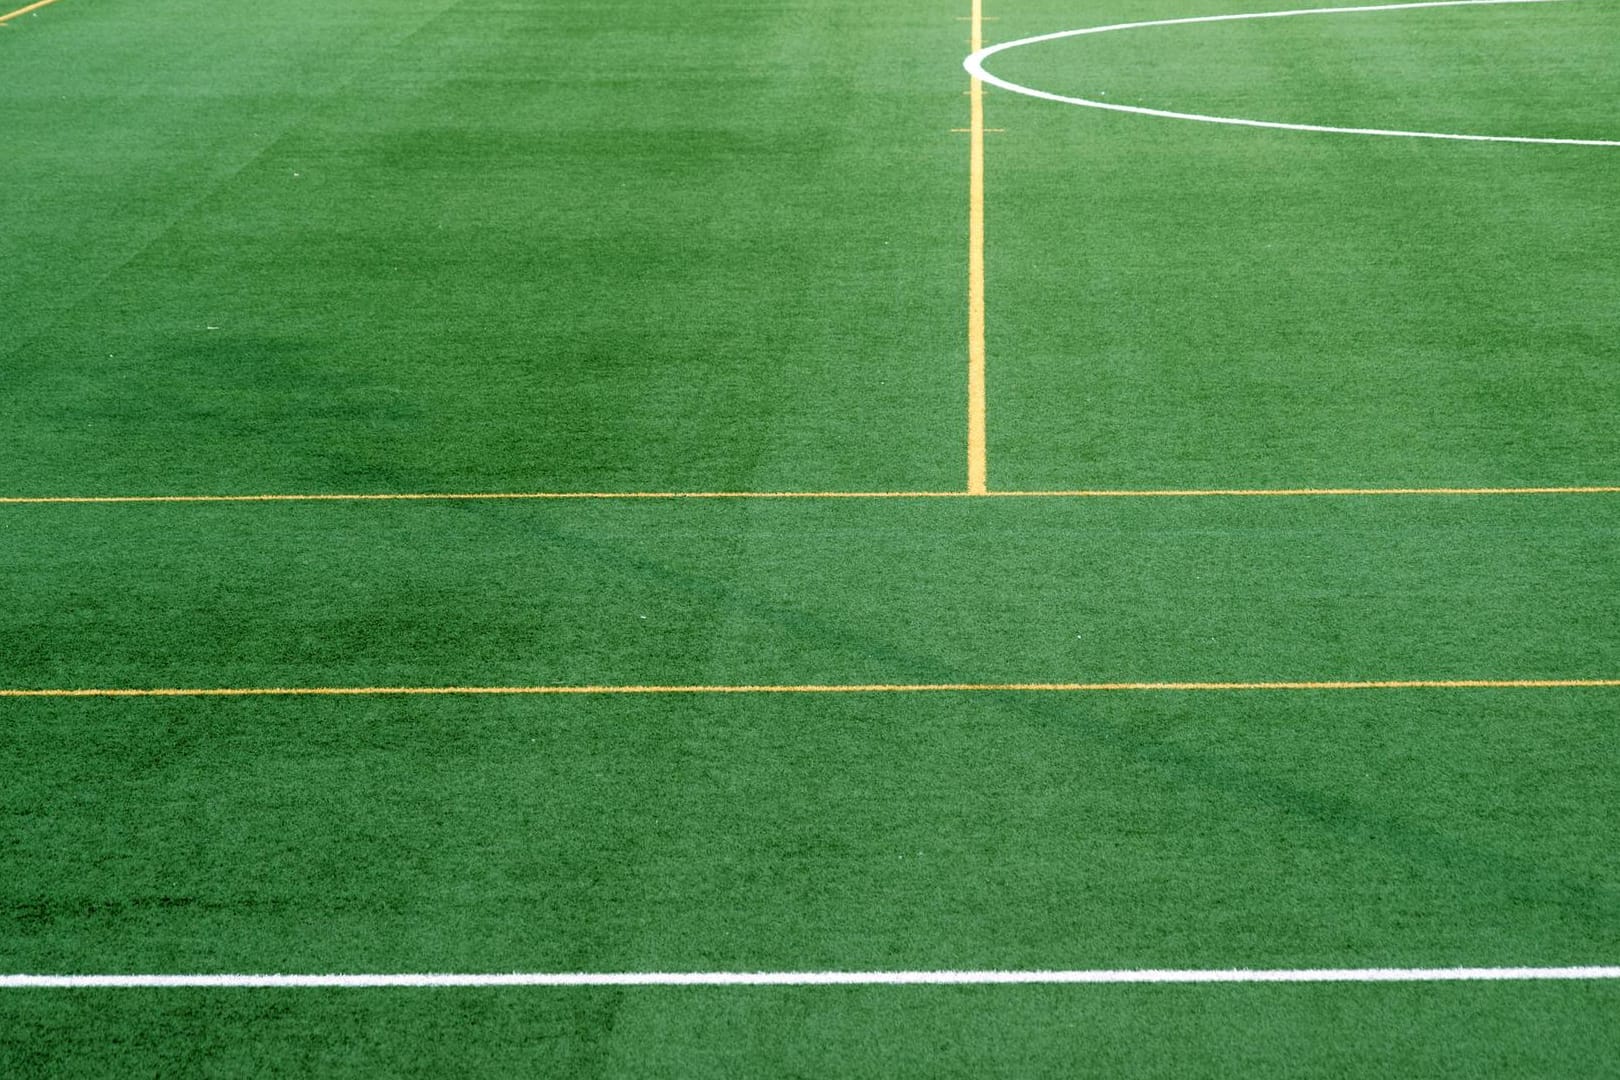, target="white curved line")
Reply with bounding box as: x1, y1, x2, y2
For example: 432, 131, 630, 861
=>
964, 0, 1620, 146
